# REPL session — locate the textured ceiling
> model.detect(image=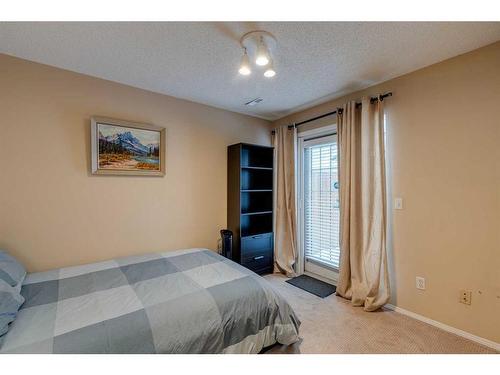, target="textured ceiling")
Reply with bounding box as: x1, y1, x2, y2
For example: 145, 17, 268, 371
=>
1, 22, 499, 120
